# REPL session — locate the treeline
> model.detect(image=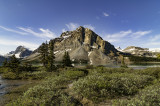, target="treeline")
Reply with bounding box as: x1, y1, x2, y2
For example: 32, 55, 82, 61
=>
126, 55, 160, 62
2, 54, 36, 74
39, 40, 72, 71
